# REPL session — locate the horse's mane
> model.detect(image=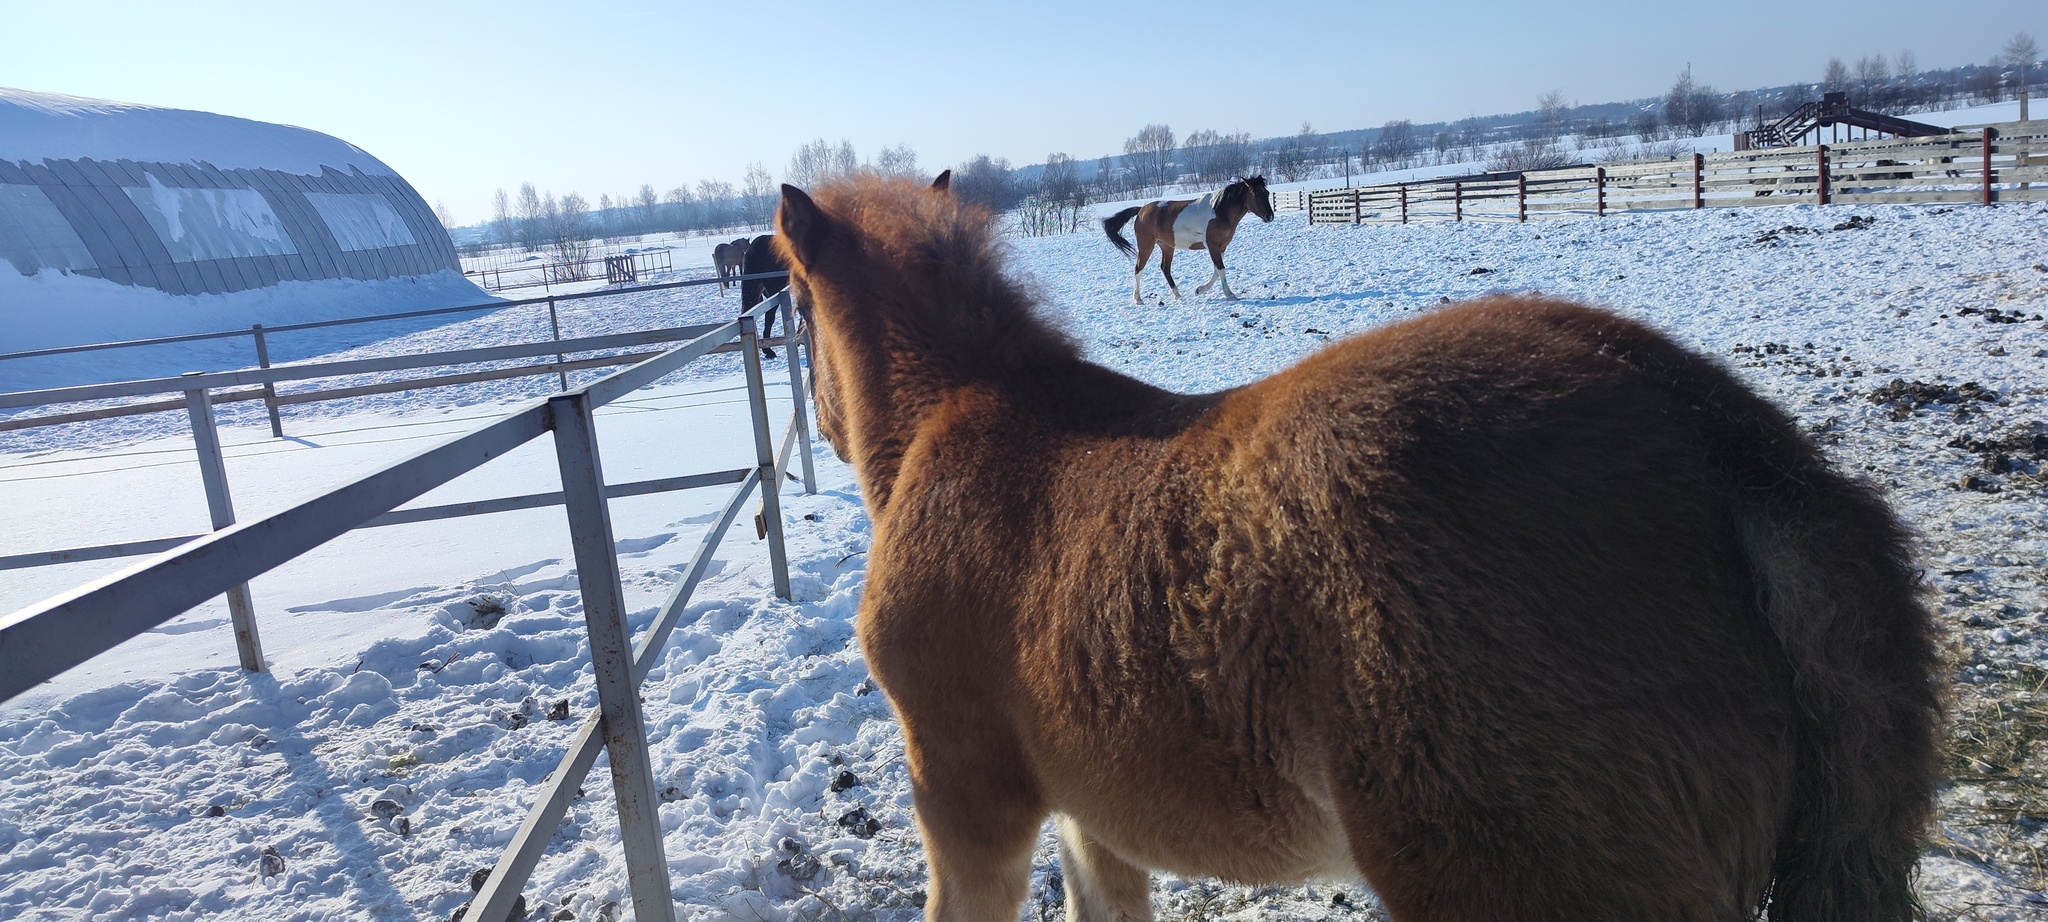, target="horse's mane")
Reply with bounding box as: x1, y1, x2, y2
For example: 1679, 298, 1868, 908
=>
803, 174, 1081, 377
1214, 175, 1267, 213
